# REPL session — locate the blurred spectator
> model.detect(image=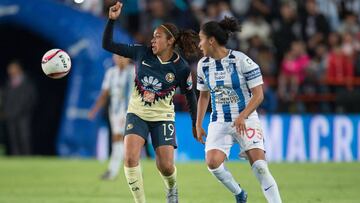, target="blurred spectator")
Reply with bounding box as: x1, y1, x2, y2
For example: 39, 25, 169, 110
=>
277, 41, 310, 112
316, 0, 340, 31
272, 1, 301, 69
247, 0, 280, 22
217, 0, 234, 19
337, 12, 360, 35
299, 0, 330, 55
237, 14, 271, 50
258, 82, 278, 113
256, 45, 276, 77
336, 0, 360, 20
230, 0, 250, 19
2, 61, 37, 155
139, 0, 170, 42
326, 33, 355, 85
303, 44, 330, 112
192, 0, 219, 24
